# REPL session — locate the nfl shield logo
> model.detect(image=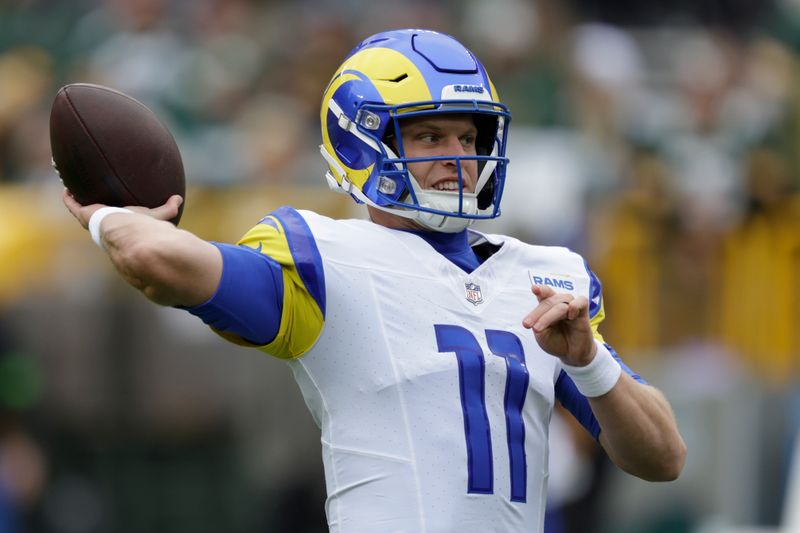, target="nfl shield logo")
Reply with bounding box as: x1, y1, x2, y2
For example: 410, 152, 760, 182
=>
464, 282, 483, 306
